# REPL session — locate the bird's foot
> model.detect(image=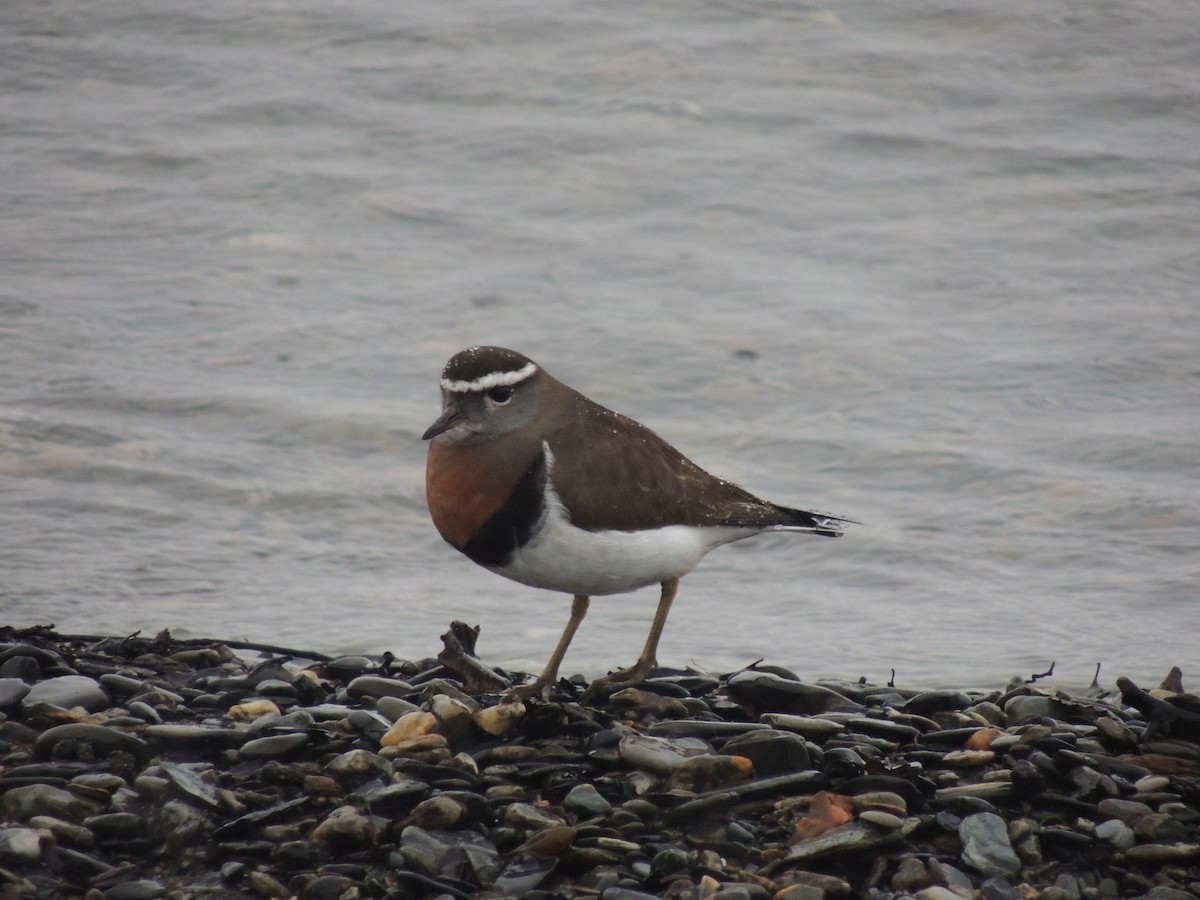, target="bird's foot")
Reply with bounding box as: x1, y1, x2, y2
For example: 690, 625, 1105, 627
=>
505, 677, 555, 703
580, 658, 655, 703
